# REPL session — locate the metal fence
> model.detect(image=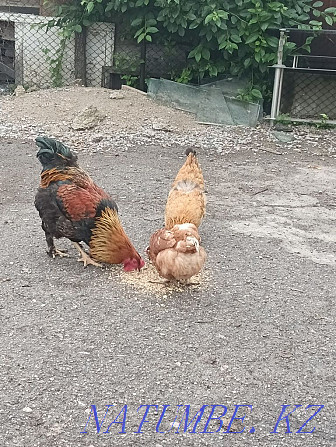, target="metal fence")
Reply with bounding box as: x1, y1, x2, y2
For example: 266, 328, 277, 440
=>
0, 12, 76, 89
272, 28, 336, 123
281, 70, 336, 120
101, 24, 191, 90
0, 12, 190, 92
